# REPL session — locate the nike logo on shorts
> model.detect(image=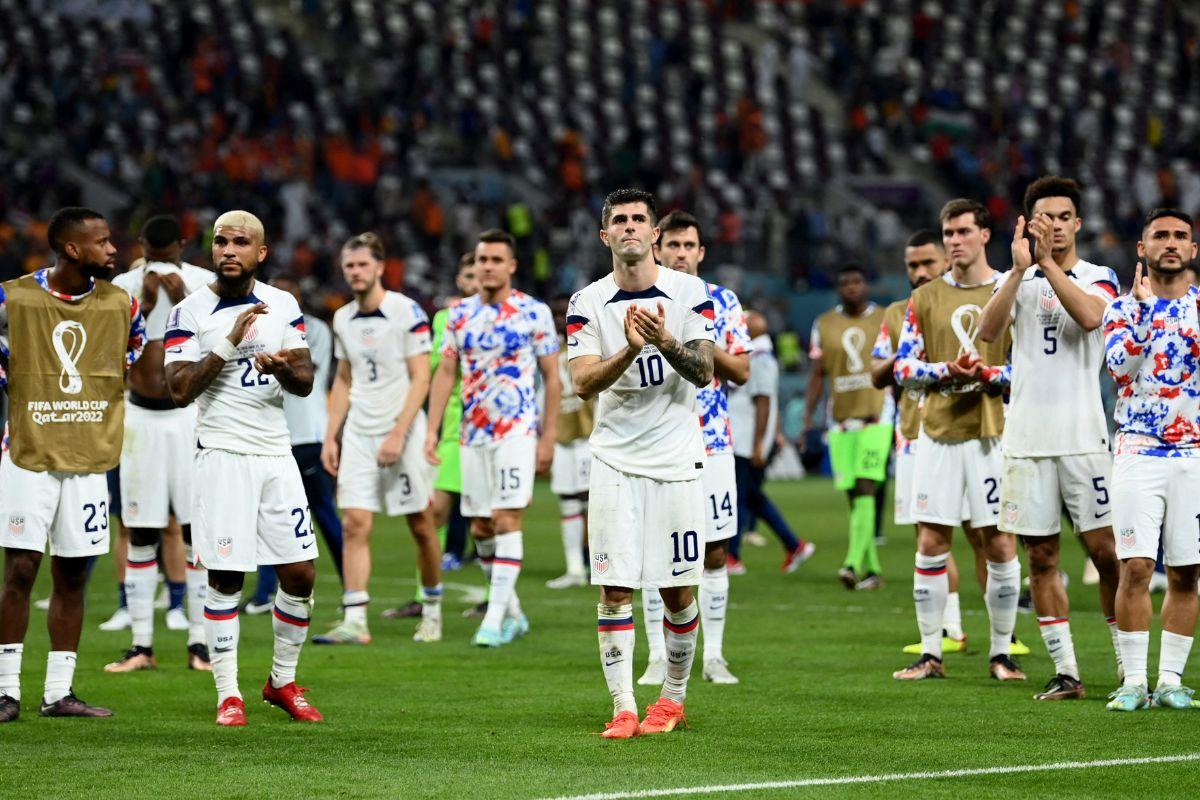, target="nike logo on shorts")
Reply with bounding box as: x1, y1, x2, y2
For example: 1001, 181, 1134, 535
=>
90, 537, 104, 546
671, 567, 693, 576
714, 521, 732, 531
302, 541, 314, 549
1095, 511, 1111, 519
